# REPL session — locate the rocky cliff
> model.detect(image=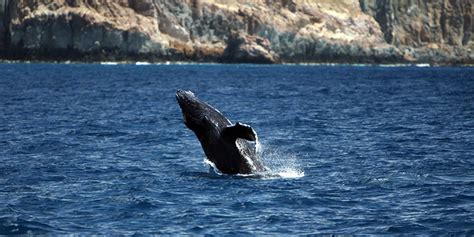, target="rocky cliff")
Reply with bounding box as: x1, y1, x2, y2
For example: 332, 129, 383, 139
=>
360, 0, 473, 64
0, 0, 472, 64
